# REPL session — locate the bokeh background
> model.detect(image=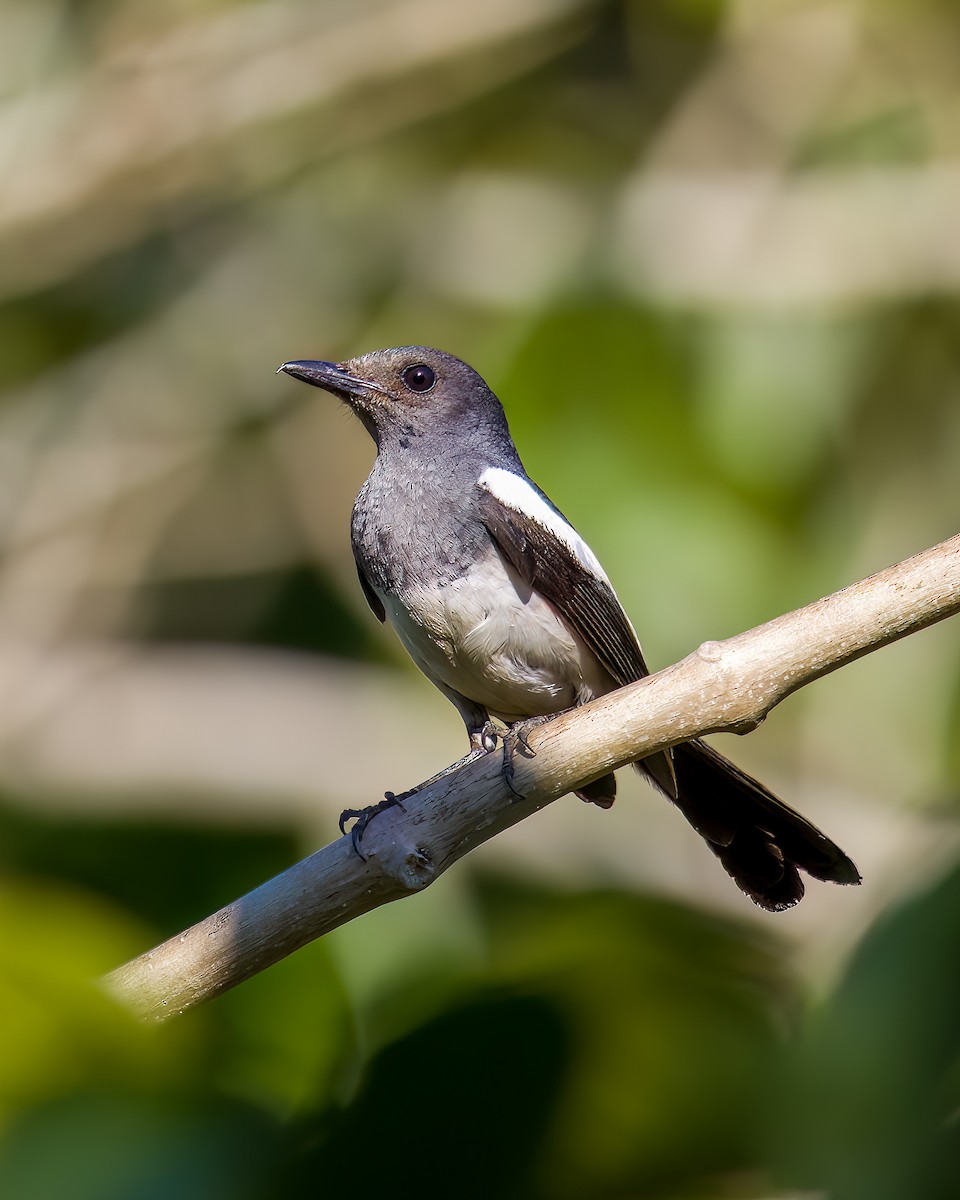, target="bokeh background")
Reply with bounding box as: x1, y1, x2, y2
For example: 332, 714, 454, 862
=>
2, 0, 960, 1196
